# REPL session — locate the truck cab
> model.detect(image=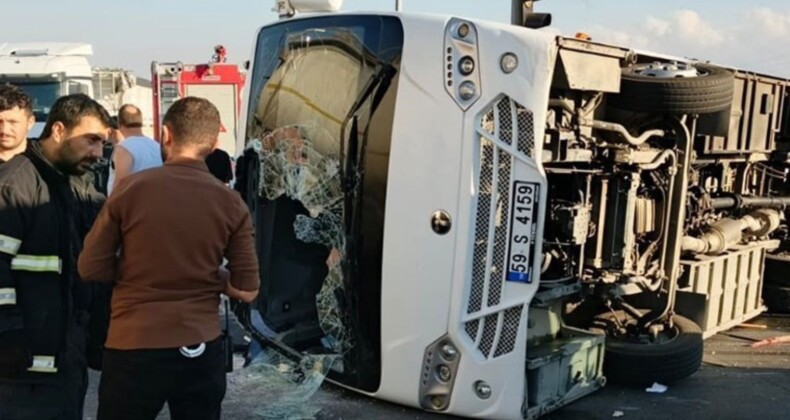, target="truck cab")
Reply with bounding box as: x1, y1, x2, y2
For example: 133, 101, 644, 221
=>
0, 43, 94, 137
